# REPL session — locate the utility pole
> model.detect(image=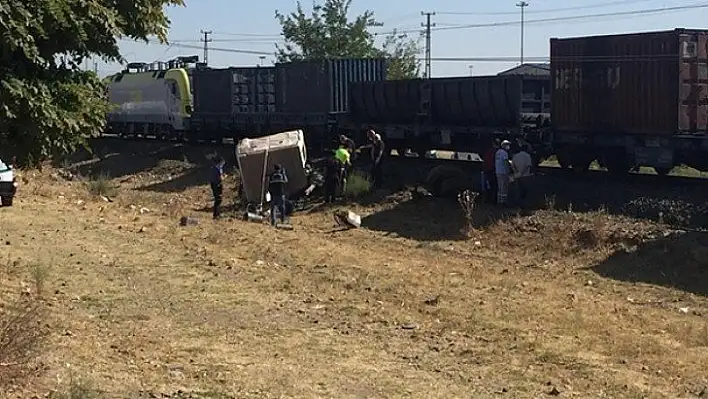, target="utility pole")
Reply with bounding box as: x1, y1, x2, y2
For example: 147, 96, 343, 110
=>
94, 62, 98, 74
468, 65, 474, 76
421, 11, 435, 79
516, 1, 528, 64
200, 30, 212, 65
